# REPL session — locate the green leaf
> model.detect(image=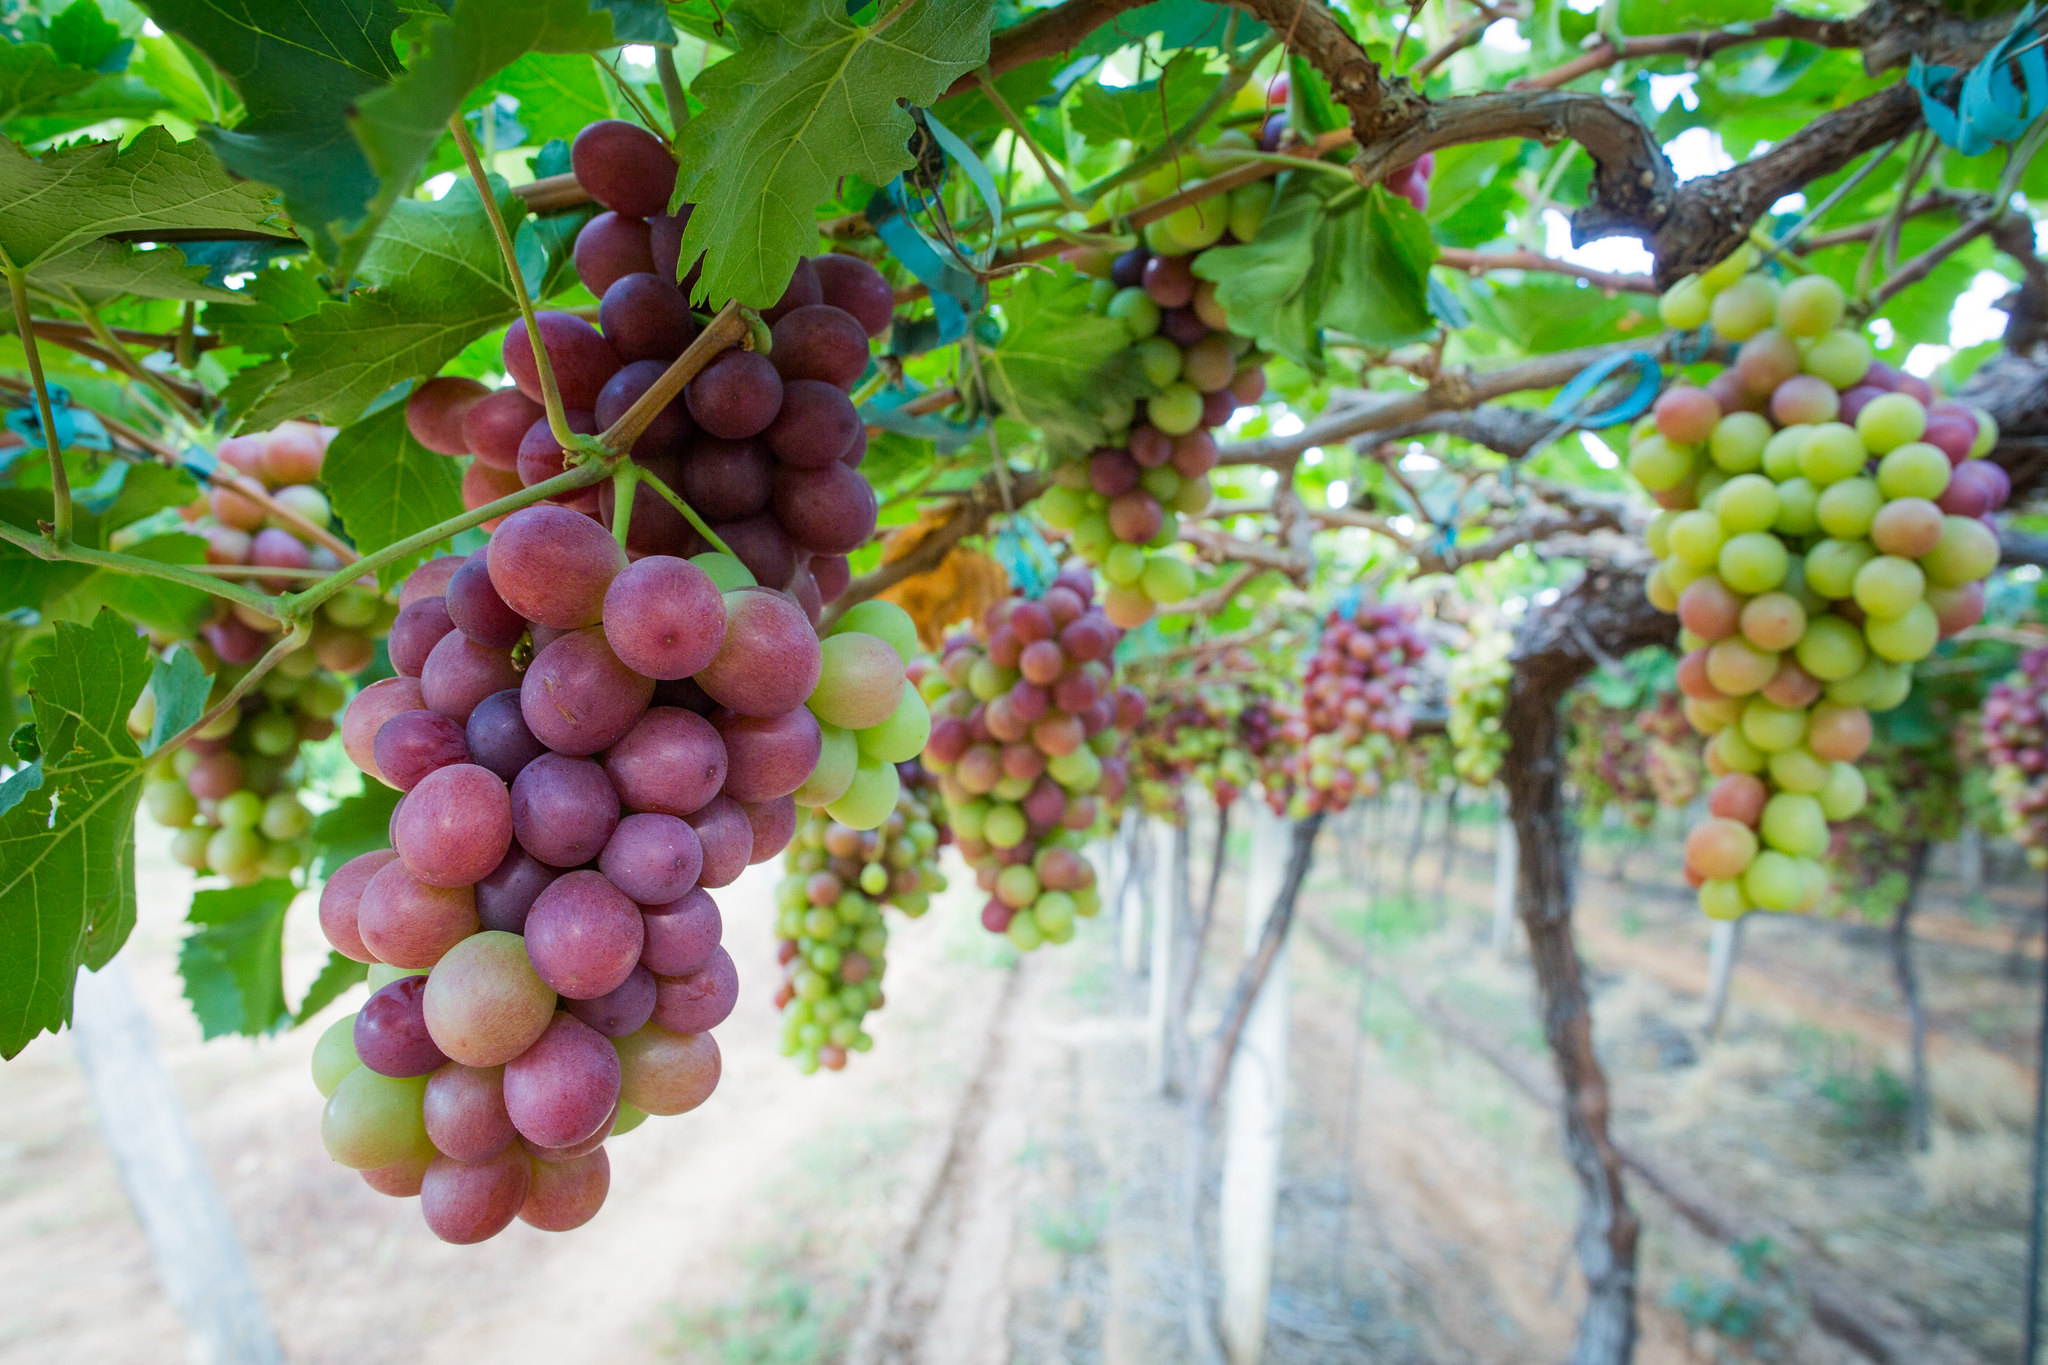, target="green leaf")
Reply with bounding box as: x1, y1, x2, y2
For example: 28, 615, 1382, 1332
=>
345, 0, 626, 270
4, 73, 173, 147
294, 950, 368, 1025
673, 0, 996, 307
321, 398, 465, 593
204, 261, 329, 358
239, 178, 543, 429
1191, 171, 1324, 371
178, 877, 296, 1039
0, 40, 99, 127
1458, 274, 1661, 354
145, 644, 211, 754
0, 609, 152, 1059
465, 52, 610, 152
136, 0, 407, 266
310, 778, 401, 880
978, 263, 1147, 455
1069, 50, 1218, 145
1319, 187, 1435, 349
48, 0, 130, 72
0, 124, 282, 275
47, 531, 213, 637
29, 237, 245, 302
